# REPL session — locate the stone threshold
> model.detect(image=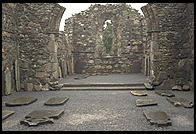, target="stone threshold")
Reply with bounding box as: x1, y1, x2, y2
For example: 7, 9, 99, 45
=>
61, 86, 146, 90
61, 83, 144, 87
